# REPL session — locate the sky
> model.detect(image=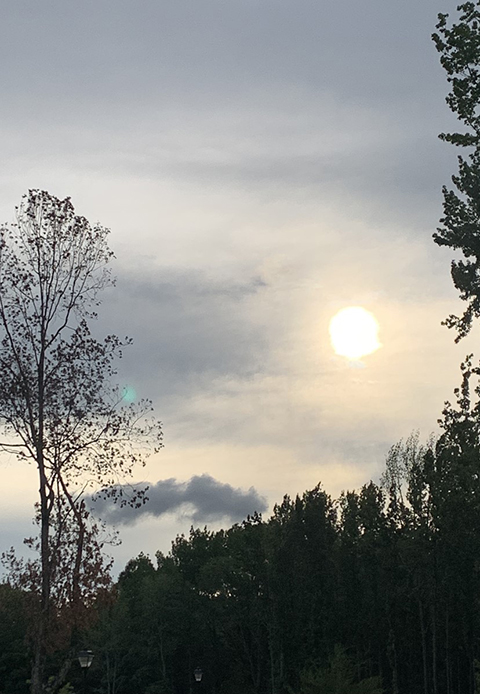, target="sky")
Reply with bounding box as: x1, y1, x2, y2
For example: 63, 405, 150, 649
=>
0, 0, 473, 571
